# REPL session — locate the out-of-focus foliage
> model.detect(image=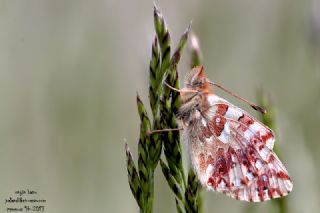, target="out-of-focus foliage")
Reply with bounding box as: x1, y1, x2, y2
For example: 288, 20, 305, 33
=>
0, 1, 319, 213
